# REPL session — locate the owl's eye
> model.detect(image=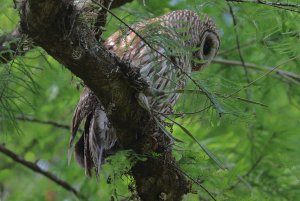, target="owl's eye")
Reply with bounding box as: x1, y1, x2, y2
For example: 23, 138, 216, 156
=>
192, 31, 220, 71
201, 32, 219, 60
203, 36, 213, 56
